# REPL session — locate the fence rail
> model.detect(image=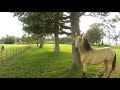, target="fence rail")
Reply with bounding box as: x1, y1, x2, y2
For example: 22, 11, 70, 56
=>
0, 46, 30, 67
